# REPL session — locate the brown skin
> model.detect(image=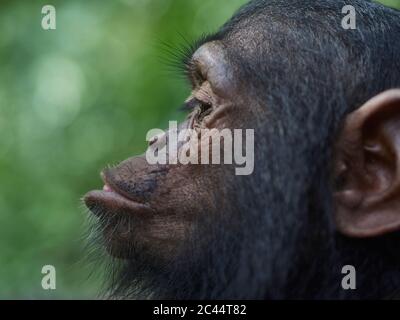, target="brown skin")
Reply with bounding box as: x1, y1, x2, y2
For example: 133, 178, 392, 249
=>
335, 89, 400, 237
84, 40, 400, 260
84, 42, 239, 260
